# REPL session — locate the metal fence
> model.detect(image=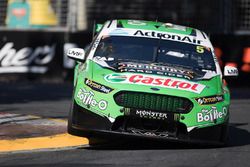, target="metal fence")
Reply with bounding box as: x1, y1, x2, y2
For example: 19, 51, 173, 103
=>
0, 0, 250, 34
51, 0, 68, 27
0, 1, 8, 27
234, 0, 250, 34
85, 0, 224, 33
